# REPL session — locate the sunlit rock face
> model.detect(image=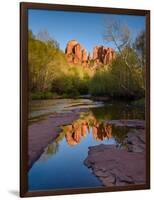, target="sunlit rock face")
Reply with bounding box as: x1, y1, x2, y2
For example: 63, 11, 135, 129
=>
74, 43, 82, 64
65, 40, 78, 55
93, 46, 115, 65
65, 40, 83, 64
82, 48, 88, 67
65, 40, 115, 68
